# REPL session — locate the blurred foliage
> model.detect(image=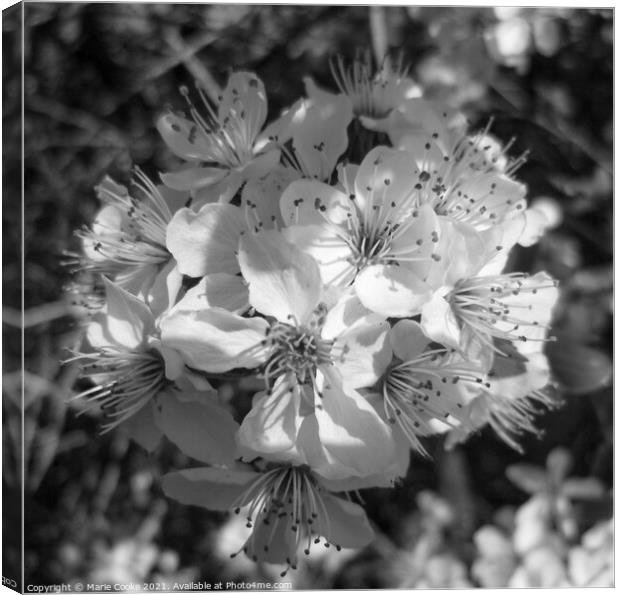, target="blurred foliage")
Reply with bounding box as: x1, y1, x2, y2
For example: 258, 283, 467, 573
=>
2, 4, 612, 589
